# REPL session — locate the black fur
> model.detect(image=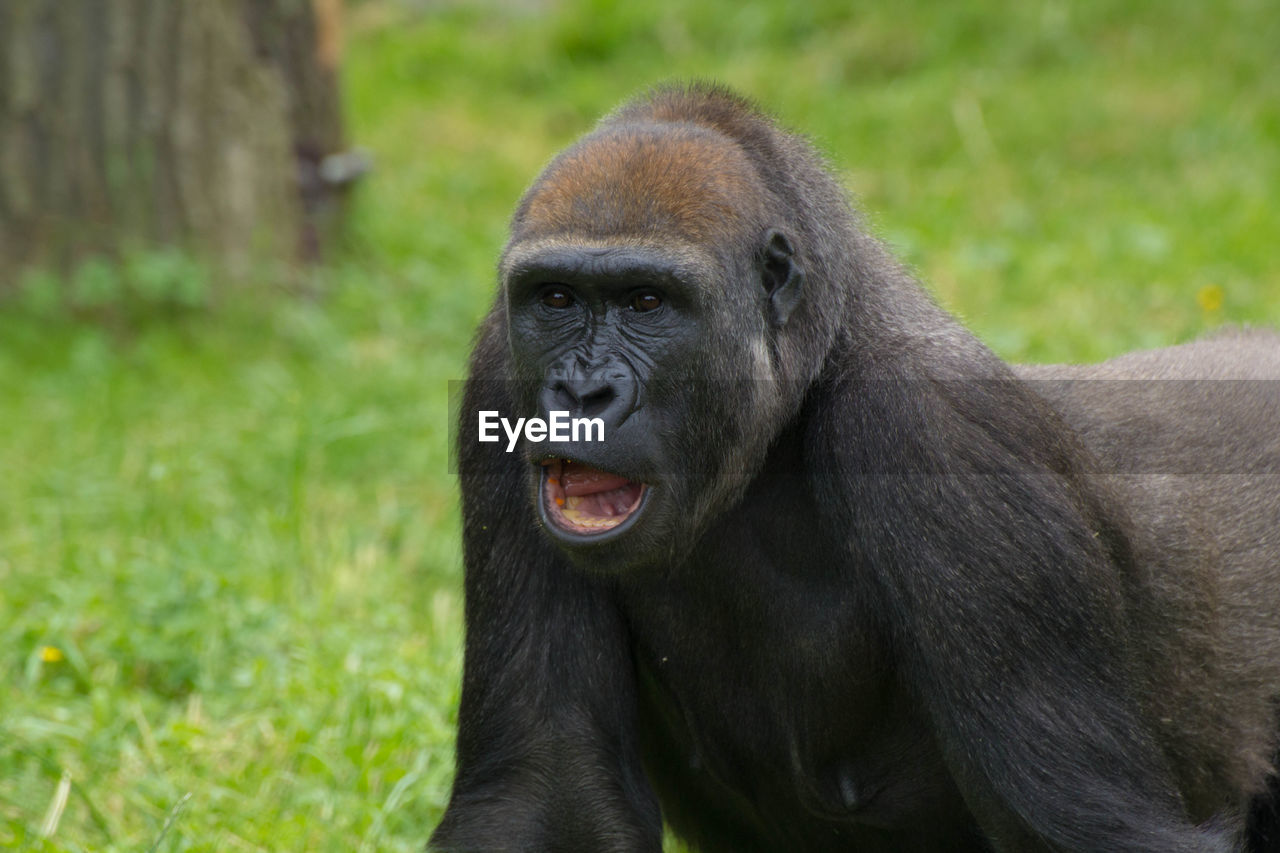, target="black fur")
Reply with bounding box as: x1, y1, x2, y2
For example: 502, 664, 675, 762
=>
431, 83, 1280, 852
